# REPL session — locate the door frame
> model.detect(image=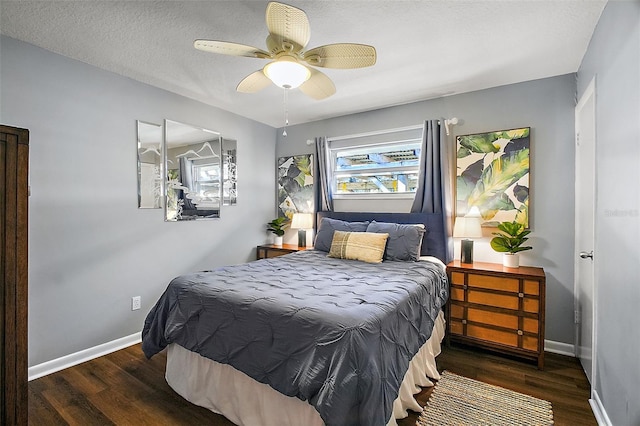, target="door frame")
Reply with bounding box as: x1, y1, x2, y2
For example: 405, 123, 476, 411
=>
574, 77, 597, 395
